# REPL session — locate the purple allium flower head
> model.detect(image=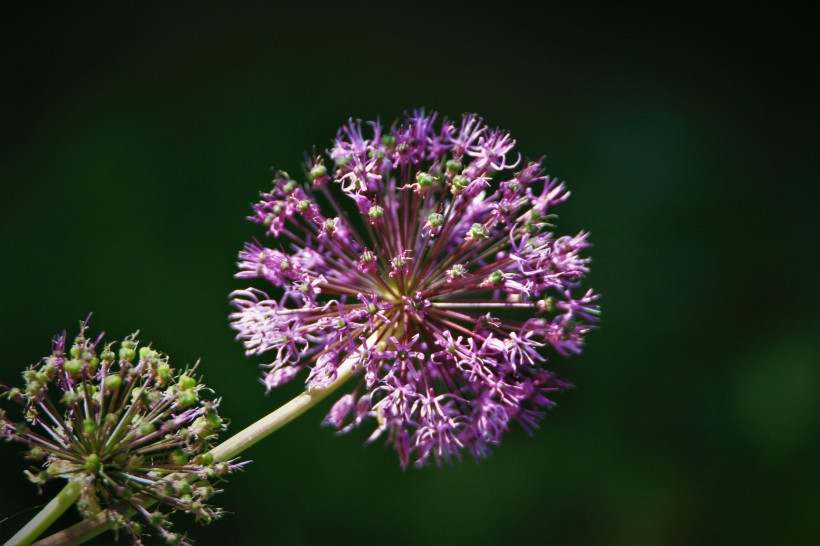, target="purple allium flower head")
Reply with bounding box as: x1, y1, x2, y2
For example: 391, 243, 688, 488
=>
0, 318, 244, 545
230, 110, 600, 467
